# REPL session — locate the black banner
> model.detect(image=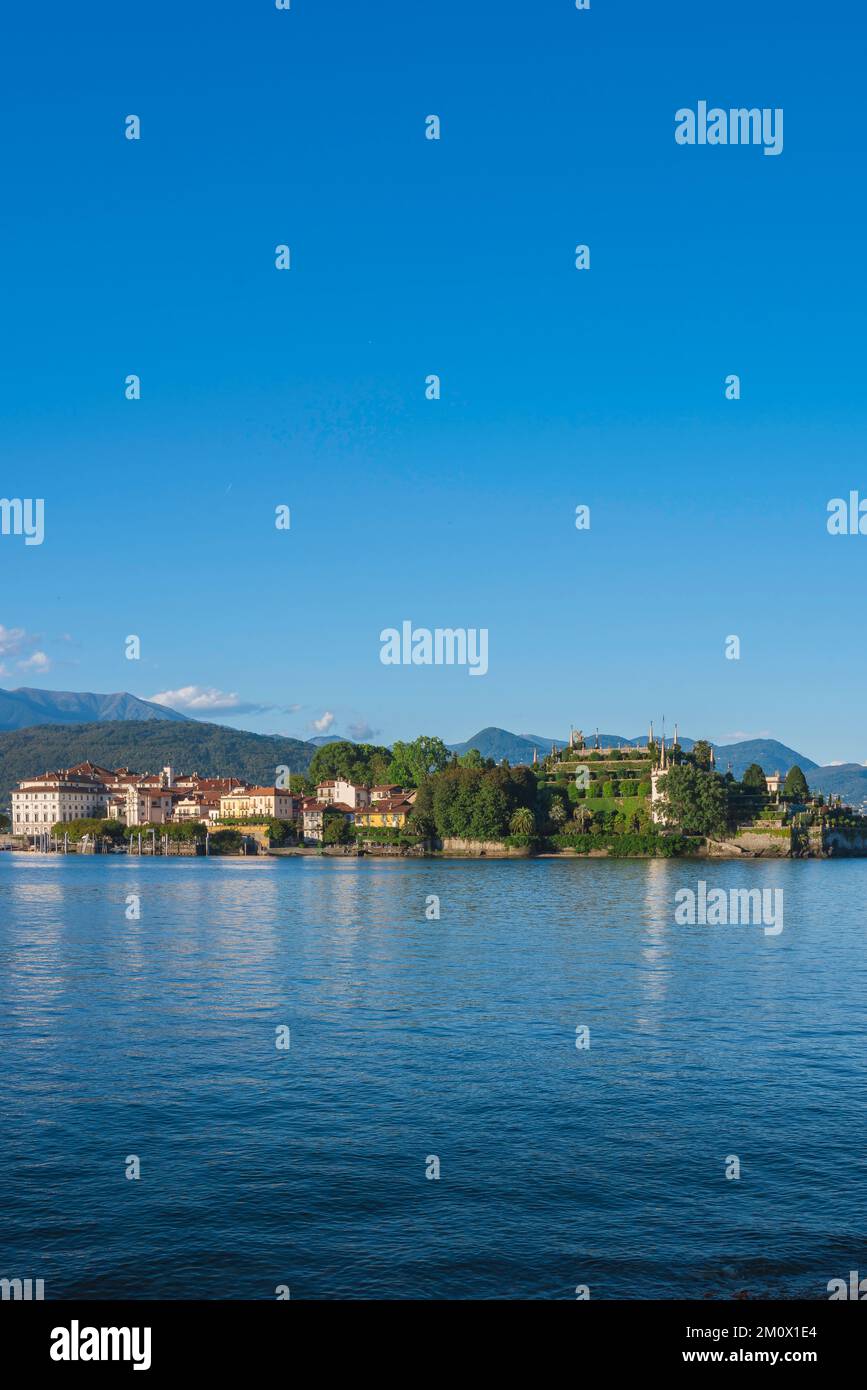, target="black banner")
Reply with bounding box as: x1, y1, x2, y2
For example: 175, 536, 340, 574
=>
2, 1298, 861, 1375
